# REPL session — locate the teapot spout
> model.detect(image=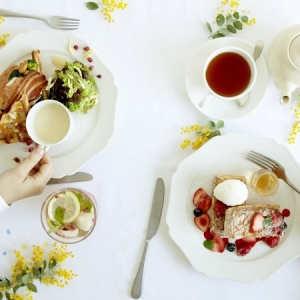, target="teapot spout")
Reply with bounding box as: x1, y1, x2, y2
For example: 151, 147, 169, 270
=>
280, 94, 291, 105
280, 82, 297, 105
